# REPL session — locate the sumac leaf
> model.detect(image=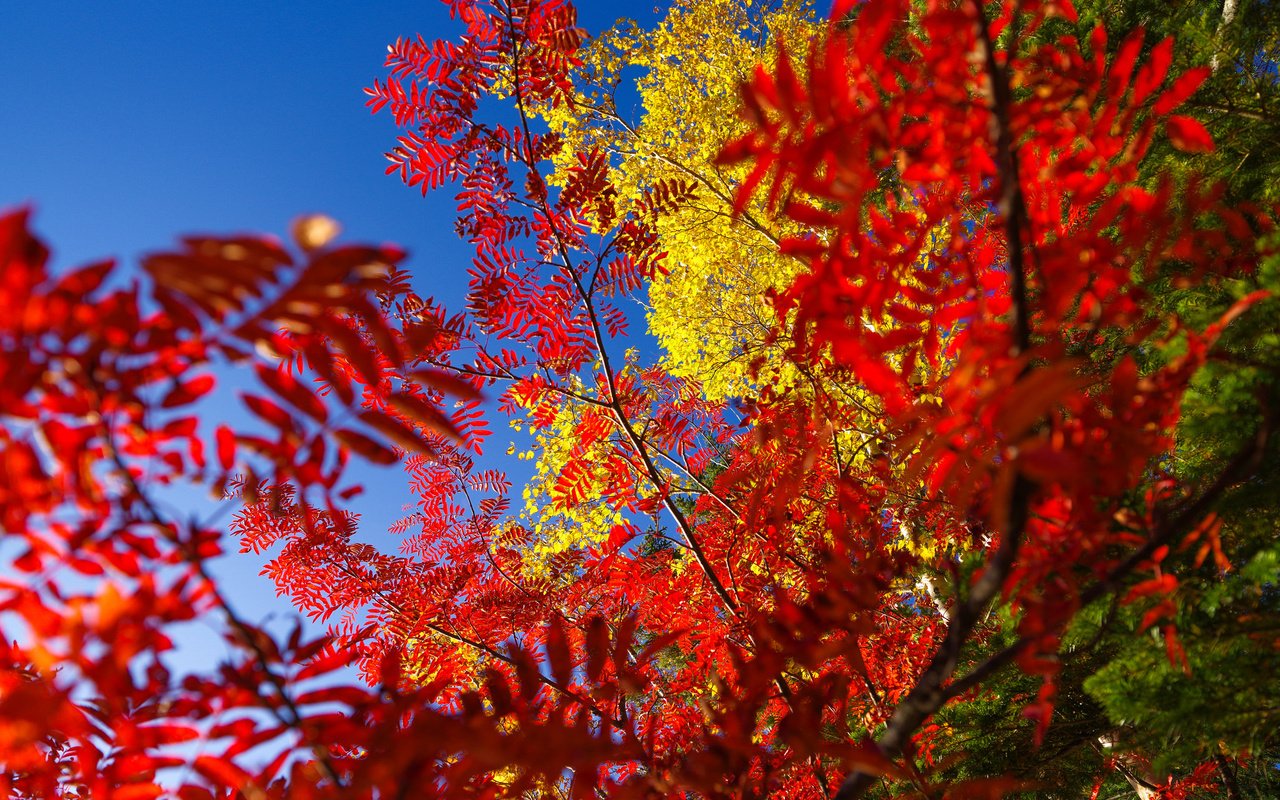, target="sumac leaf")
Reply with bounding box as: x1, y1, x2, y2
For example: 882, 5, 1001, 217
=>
1165, 115, 1214, 153
334, 428, 399, 465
